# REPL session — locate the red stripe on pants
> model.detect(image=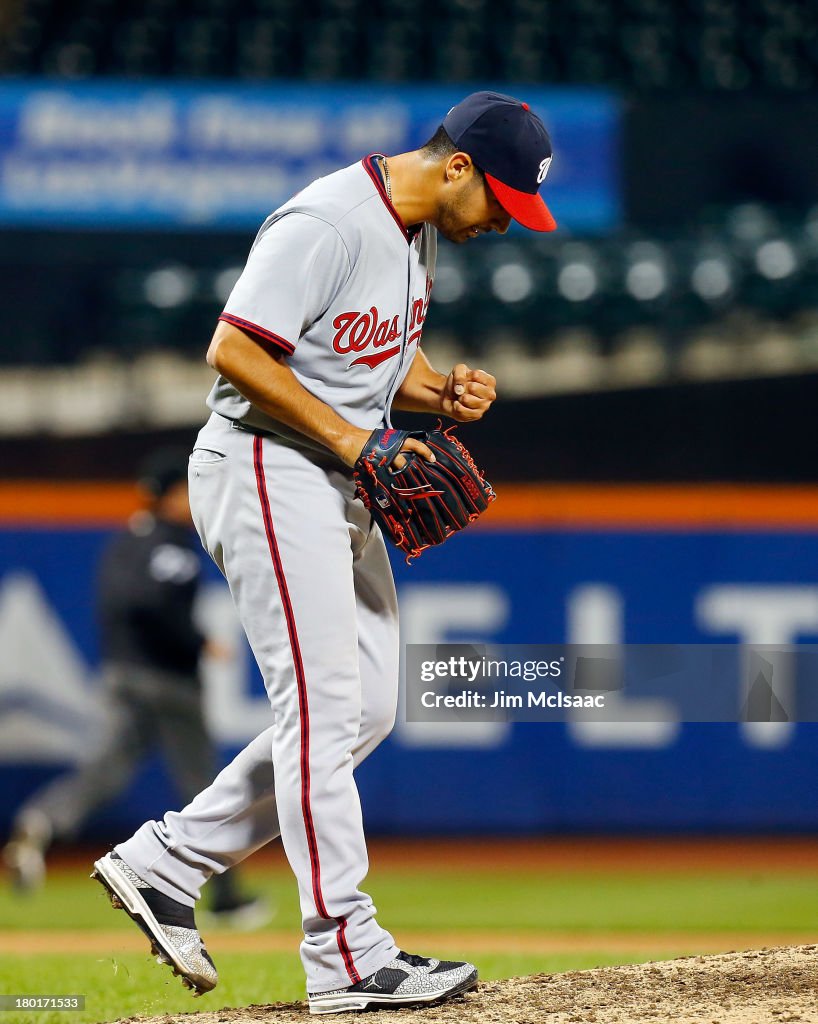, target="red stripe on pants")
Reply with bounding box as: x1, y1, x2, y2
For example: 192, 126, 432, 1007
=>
253, 435, 360, 985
